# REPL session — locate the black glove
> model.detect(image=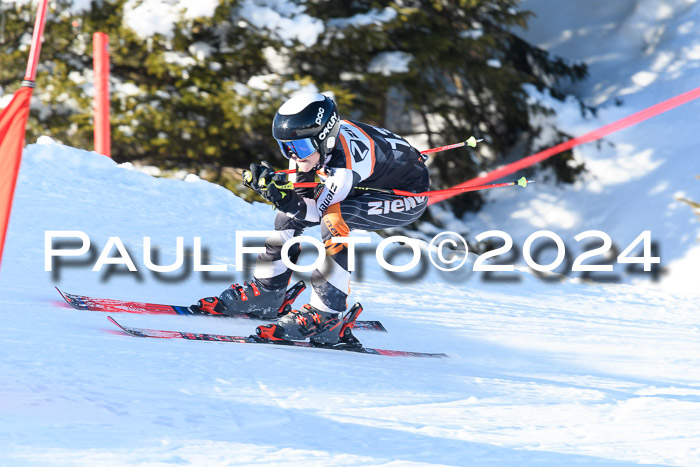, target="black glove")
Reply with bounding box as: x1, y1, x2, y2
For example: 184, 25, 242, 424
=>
261, 174, 301, 214
242, 161, 276, 196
